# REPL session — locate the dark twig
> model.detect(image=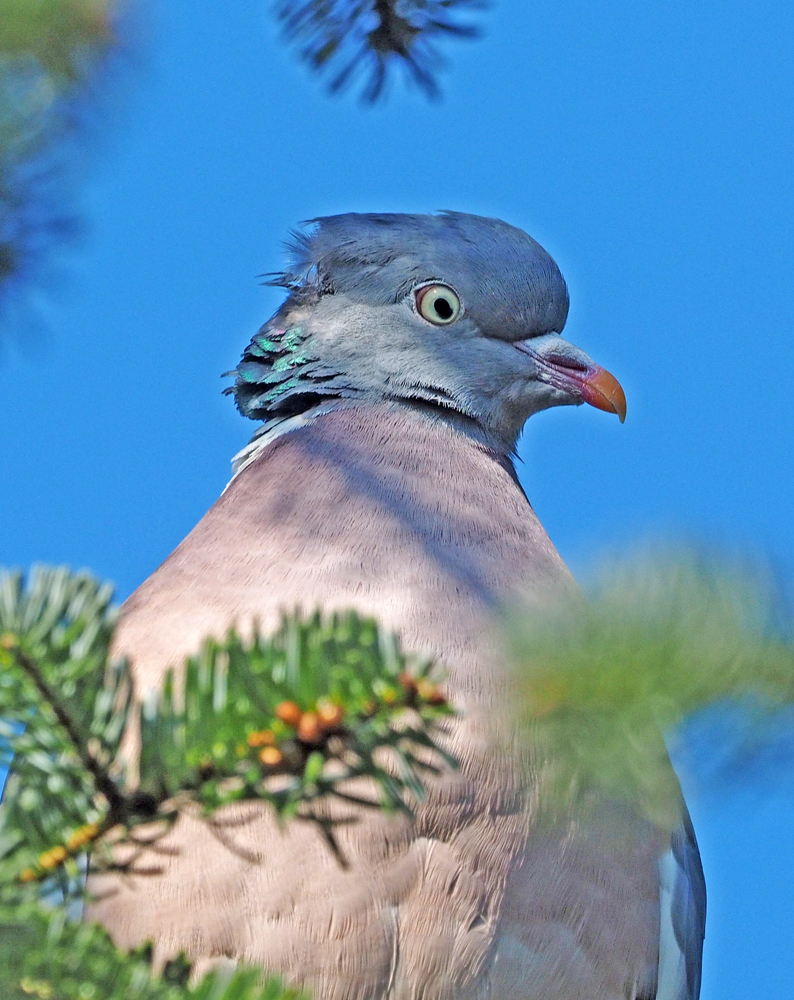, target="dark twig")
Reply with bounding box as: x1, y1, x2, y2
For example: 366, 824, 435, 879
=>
10, 645, 126, 820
